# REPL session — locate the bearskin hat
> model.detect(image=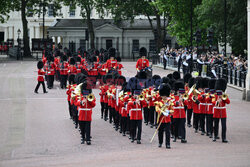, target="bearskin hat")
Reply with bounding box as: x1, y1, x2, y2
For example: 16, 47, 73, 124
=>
208, 78, 216, 89
69, 57, 76, 65
145, 78, 154, 88
174, 81, 184, 92
215, 78, 227, 92
68, 74, 76, 84
81, 80, 92, 94
61, 55, 68, 62
173, 71, 181, 80
162, 76, 170, 84
139, 47, 147, 57
104, 73, 115, 84
195, 77, 203, 89
159, 83, 171, 97
167, 73, 173, 79
95, 49, 100, 56
116, 56, 121, 62
37, 61, 44, 69
168, 79, 175, 90
91, 56, 97, 62
152, 75, 162, 89
127, 77, 141, 90
108, 47, 116, 58
47, 55, 54, 62
201, 77, 209, 89
184, 73, 192, 84
116, 75, 126, 86
75, 73, 87, 85
188, 77, 196, 88
76, 56, 81, 62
